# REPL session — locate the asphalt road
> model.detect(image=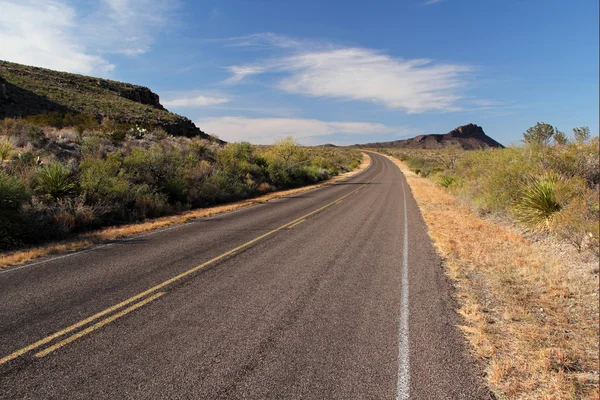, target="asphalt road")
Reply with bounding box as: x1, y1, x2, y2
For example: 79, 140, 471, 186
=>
0, 152, 488, 399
